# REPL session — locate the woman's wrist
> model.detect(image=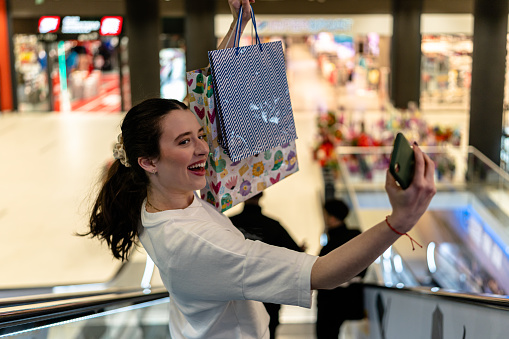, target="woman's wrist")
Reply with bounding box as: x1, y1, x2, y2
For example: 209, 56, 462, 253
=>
385, 215, 422, 251
386, 214, 412, 234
